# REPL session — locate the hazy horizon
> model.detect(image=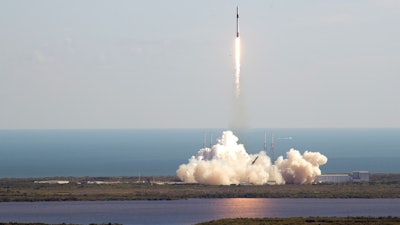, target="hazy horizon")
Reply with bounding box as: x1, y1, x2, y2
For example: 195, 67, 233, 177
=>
1, 1, 399, 129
